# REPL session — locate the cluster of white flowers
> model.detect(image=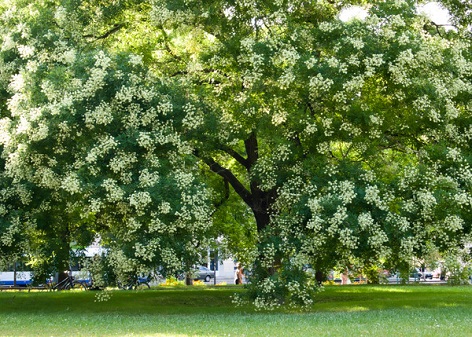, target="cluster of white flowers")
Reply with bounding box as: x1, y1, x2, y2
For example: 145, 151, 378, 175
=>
273, 144, 291, 162
260, 243, 276, 269
1, 33, 16, 51
87, 198, 102, 213
251, 158, 277, 191
446, 147, 463, 162
34, 167, 60, 189
415, 189, 437, 219
386, 212, 411, 232
231, 293, 249, 307
134, 239, 159, 262
389, 49, 417, 85
364, 54, 384, 76
304, 122, 317, 135
182, 102, 204, 129
239, 37, 264, 88
129, 191, 152, 215
160, 247, 182, 272
454, 191, 472, 209
0, 216, 21, 247
101, 178, 125, 202
273, 47, 300, 68
343, 75, 365, 94
138, 169, 160, 188
445, 215, 464, 232
271, 109, 287, 126
309, 73, 333, 99
398, 166, 419, 191
148, 216, 172, 234
173, 171, 194, 190
286, 281, 314, 309
399, 236, 417, 260
109, 152, 138, 175
61, 172, 81, 194
115, 85, 137, 104
364, 185, 389, 211
85, 135, 118, 165
327, 206, 348, 235
8, 73, 25, 93
338, 228, 358, 250
94, 290, 112, 303
17, 44, 35, 59
85, 102, 114, 127
80, 52, 111, 98
126, 217, 142, 236
253, 278, 280, 311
